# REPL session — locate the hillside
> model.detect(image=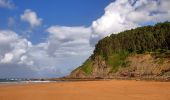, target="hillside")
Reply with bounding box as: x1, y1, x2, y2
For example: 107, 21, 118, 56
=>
69, 22, 170, 80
